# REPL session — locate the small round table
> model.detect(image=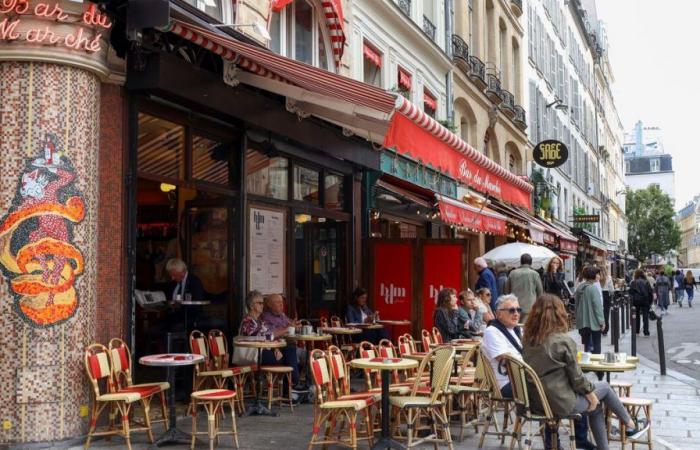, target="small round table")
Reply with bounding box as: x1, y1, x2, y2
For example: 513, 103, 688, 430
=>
346, 323, 385, 330
579, 360, 638, 383
286, 334, 333, 384
350, 357, 419, 450
233, 338, 287, 416
139, 353, 205, 448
